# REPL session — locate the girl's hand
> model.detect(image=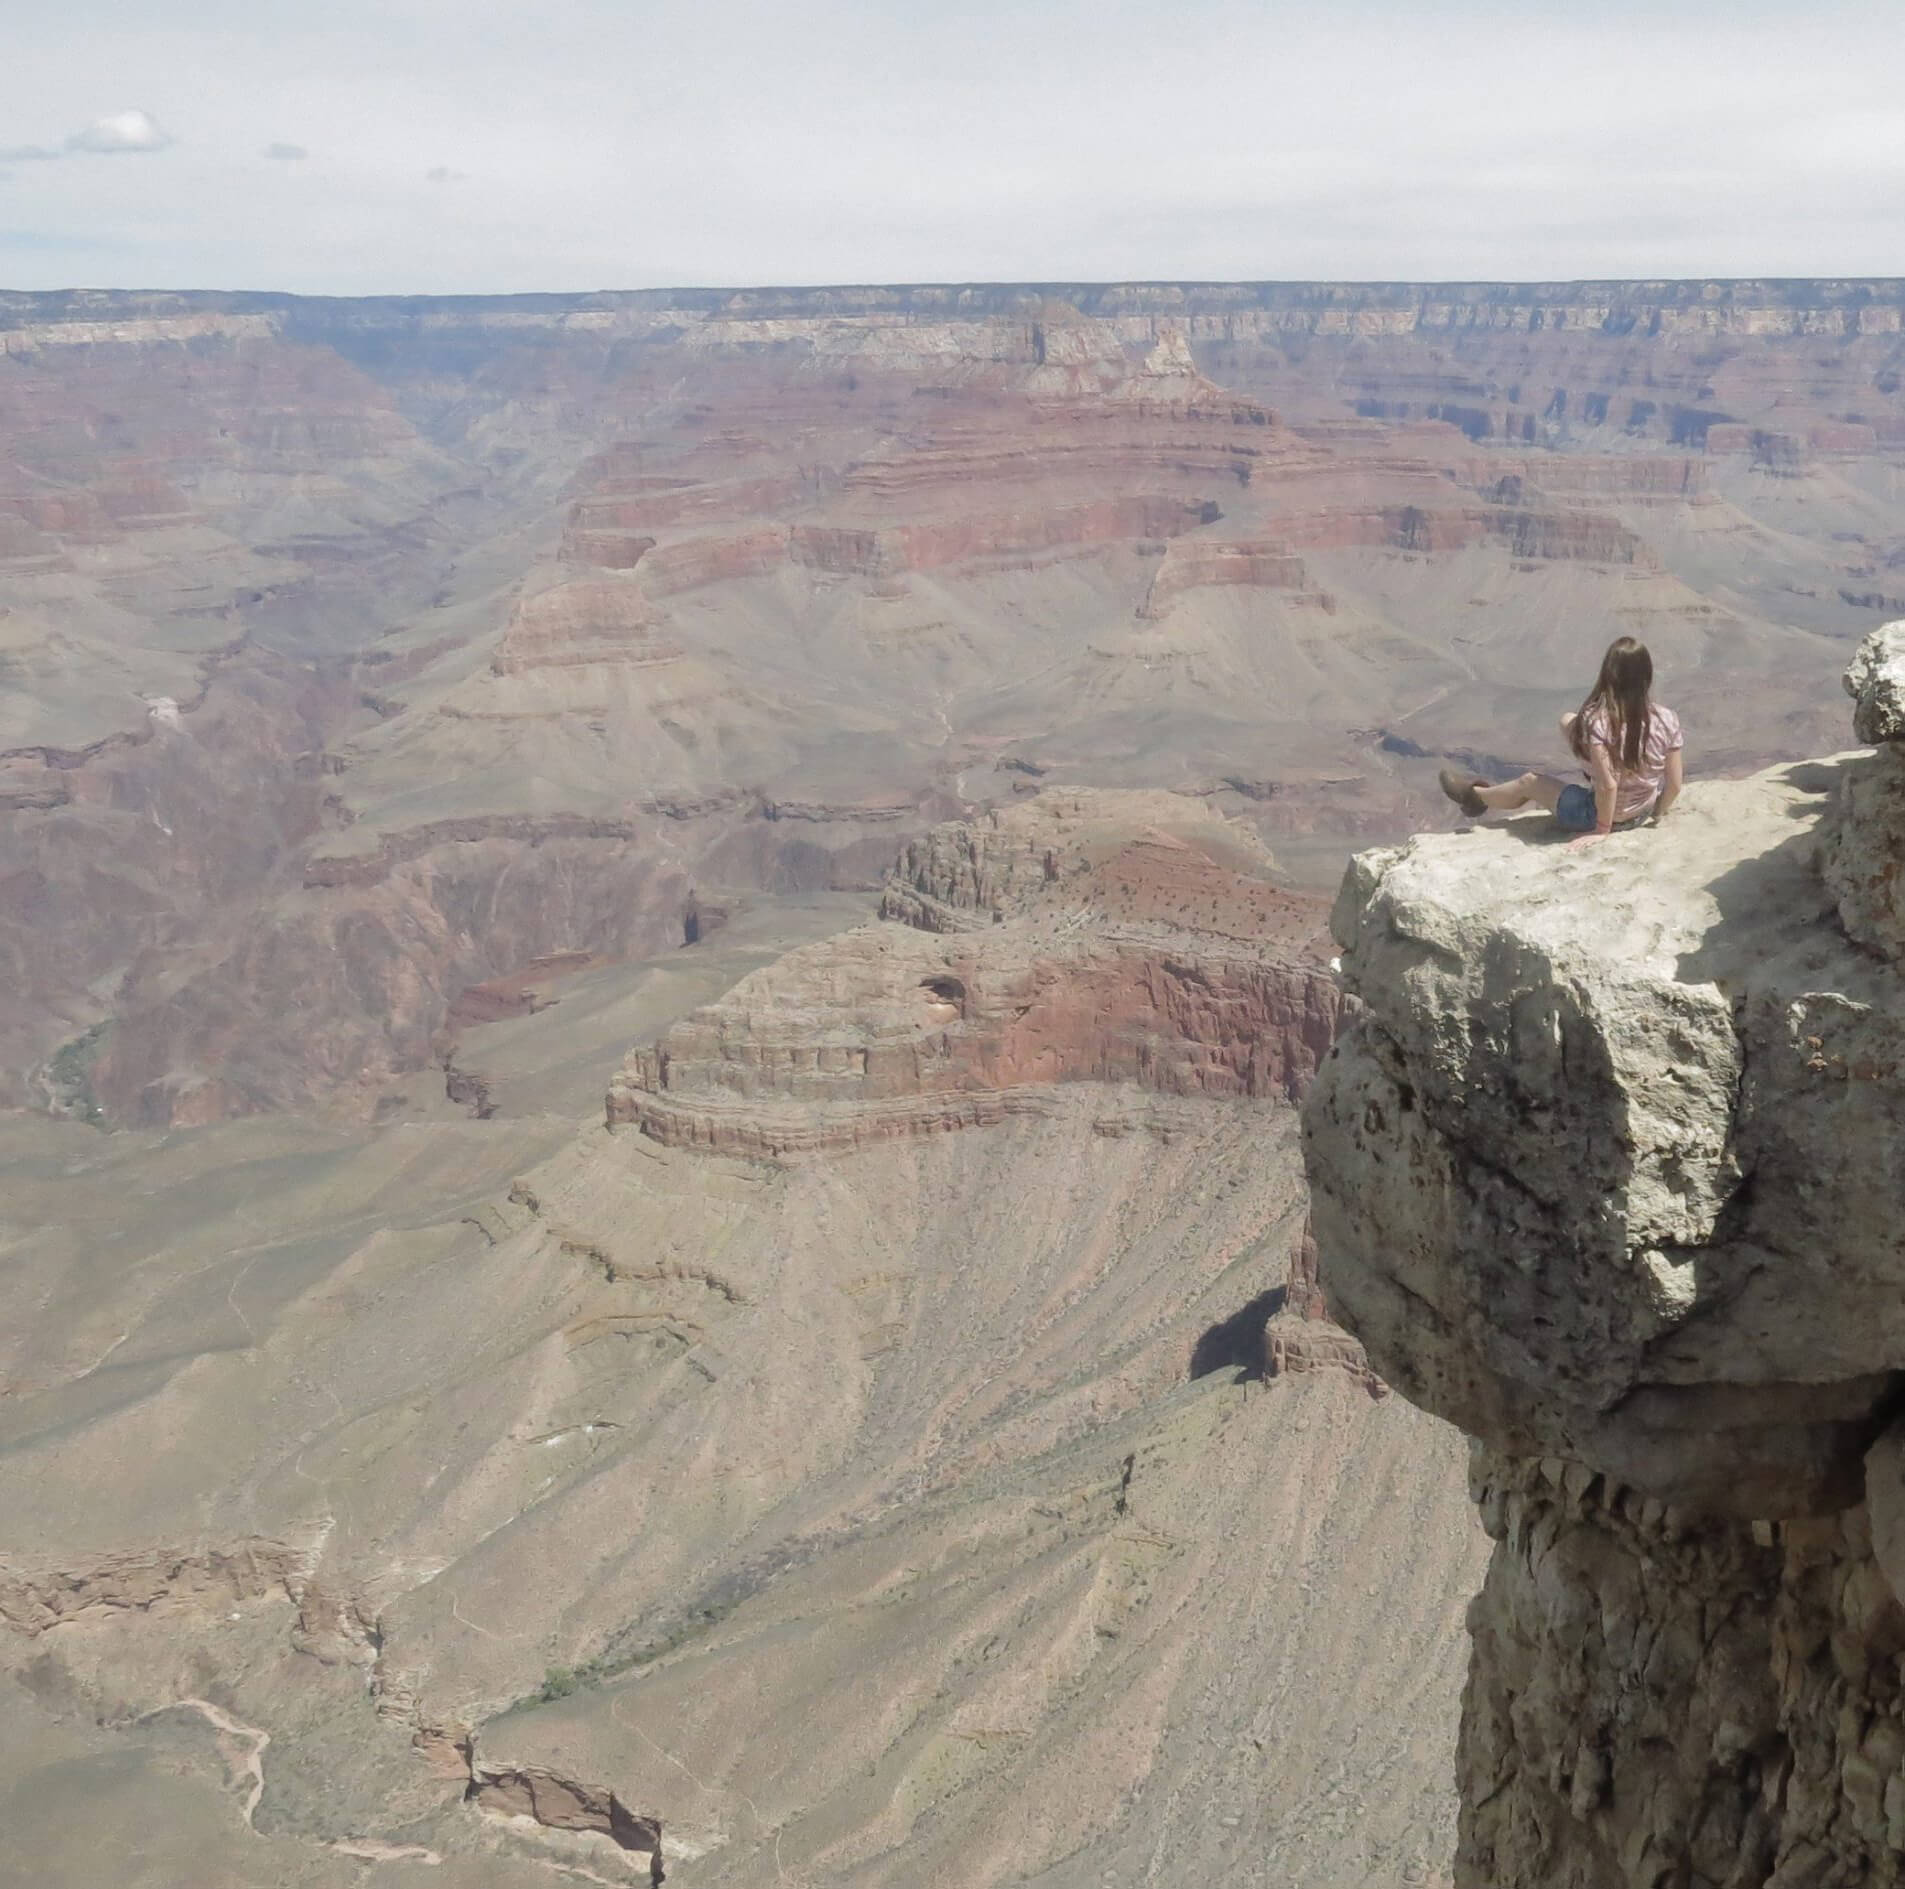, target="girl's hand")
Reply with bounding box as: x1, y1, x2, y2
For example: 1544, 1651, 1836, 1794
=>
1567, 831, 1610, 851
